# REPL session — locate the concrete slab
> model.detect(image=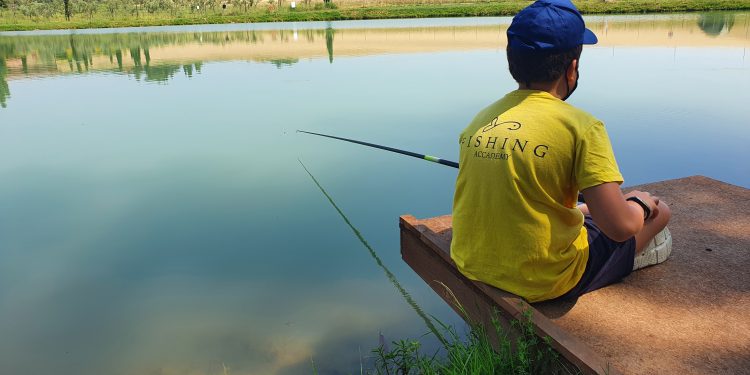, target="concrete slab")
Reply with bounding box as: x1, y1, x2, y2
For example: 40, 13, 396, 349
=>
400, 176, 749, 374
